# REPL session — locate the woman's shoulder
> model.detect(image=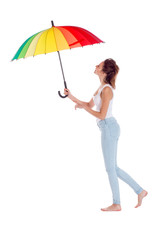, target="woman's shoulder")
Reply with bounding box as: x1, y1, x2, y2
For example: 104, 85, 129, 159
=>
102, 84, 114, 92
93, 84, 114, 97
100, 85, 113, 99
